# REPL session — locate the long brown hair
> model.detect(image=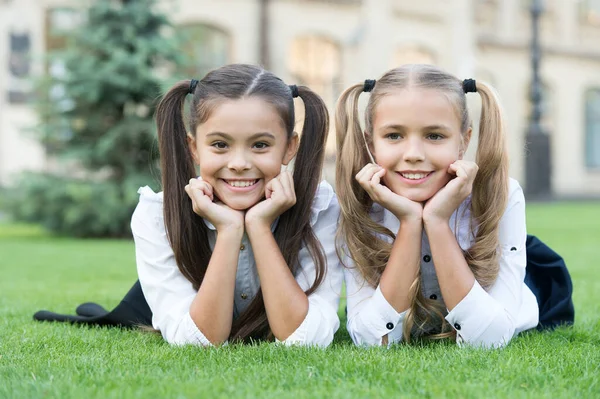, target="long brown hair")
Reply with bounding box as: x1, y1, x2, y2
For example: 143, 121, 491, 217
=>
155, 64, 329, 342
336, 64, 508, 342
